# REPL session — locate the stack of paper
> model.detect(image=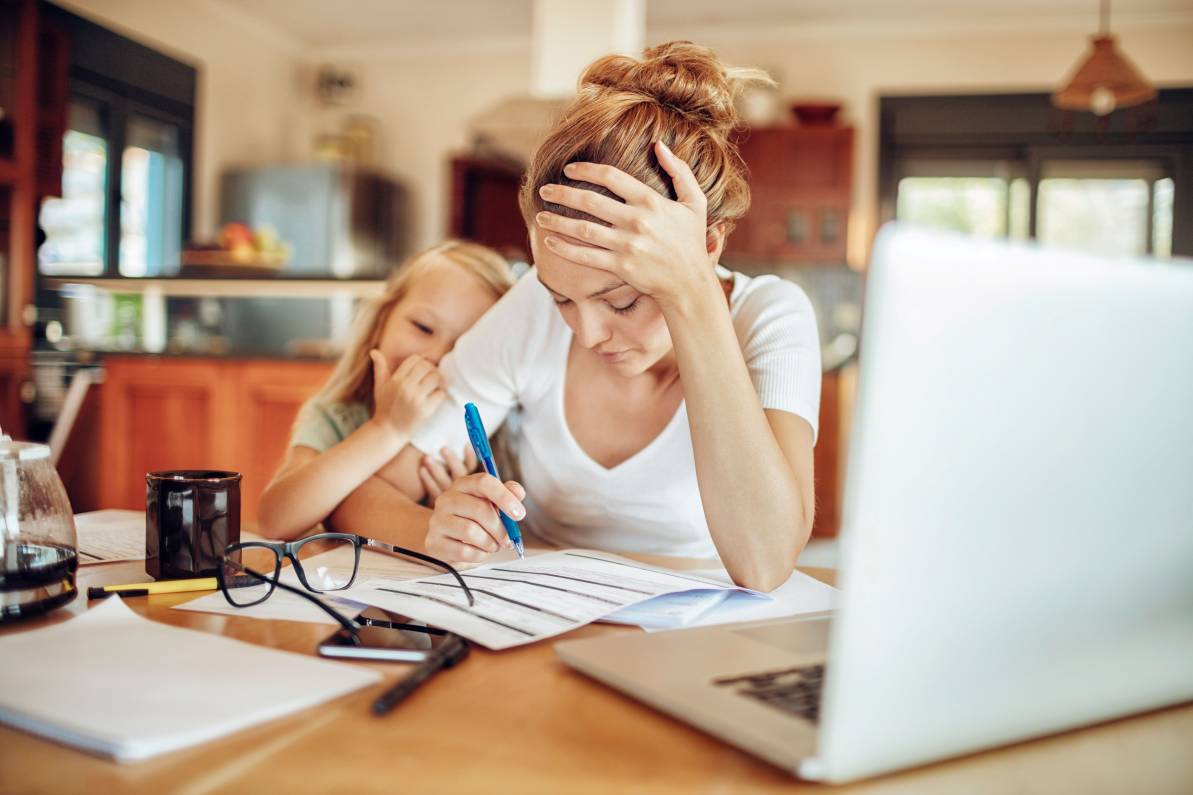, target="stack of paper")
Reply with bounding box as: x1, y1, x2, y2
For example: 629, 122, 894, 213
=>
345, 549, 761, 650
0, 597, 380, 762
